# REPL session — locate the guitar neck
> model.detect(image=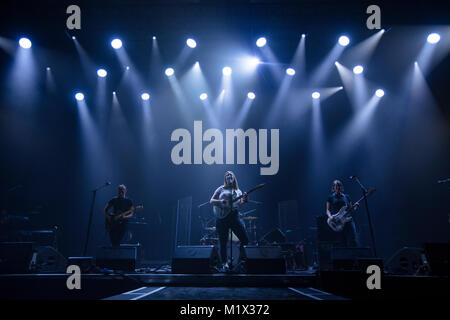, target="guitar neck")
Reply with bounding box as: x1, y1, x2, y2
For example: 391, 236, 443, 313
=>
232, 186, 263, 203
353, 189, 376, 207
